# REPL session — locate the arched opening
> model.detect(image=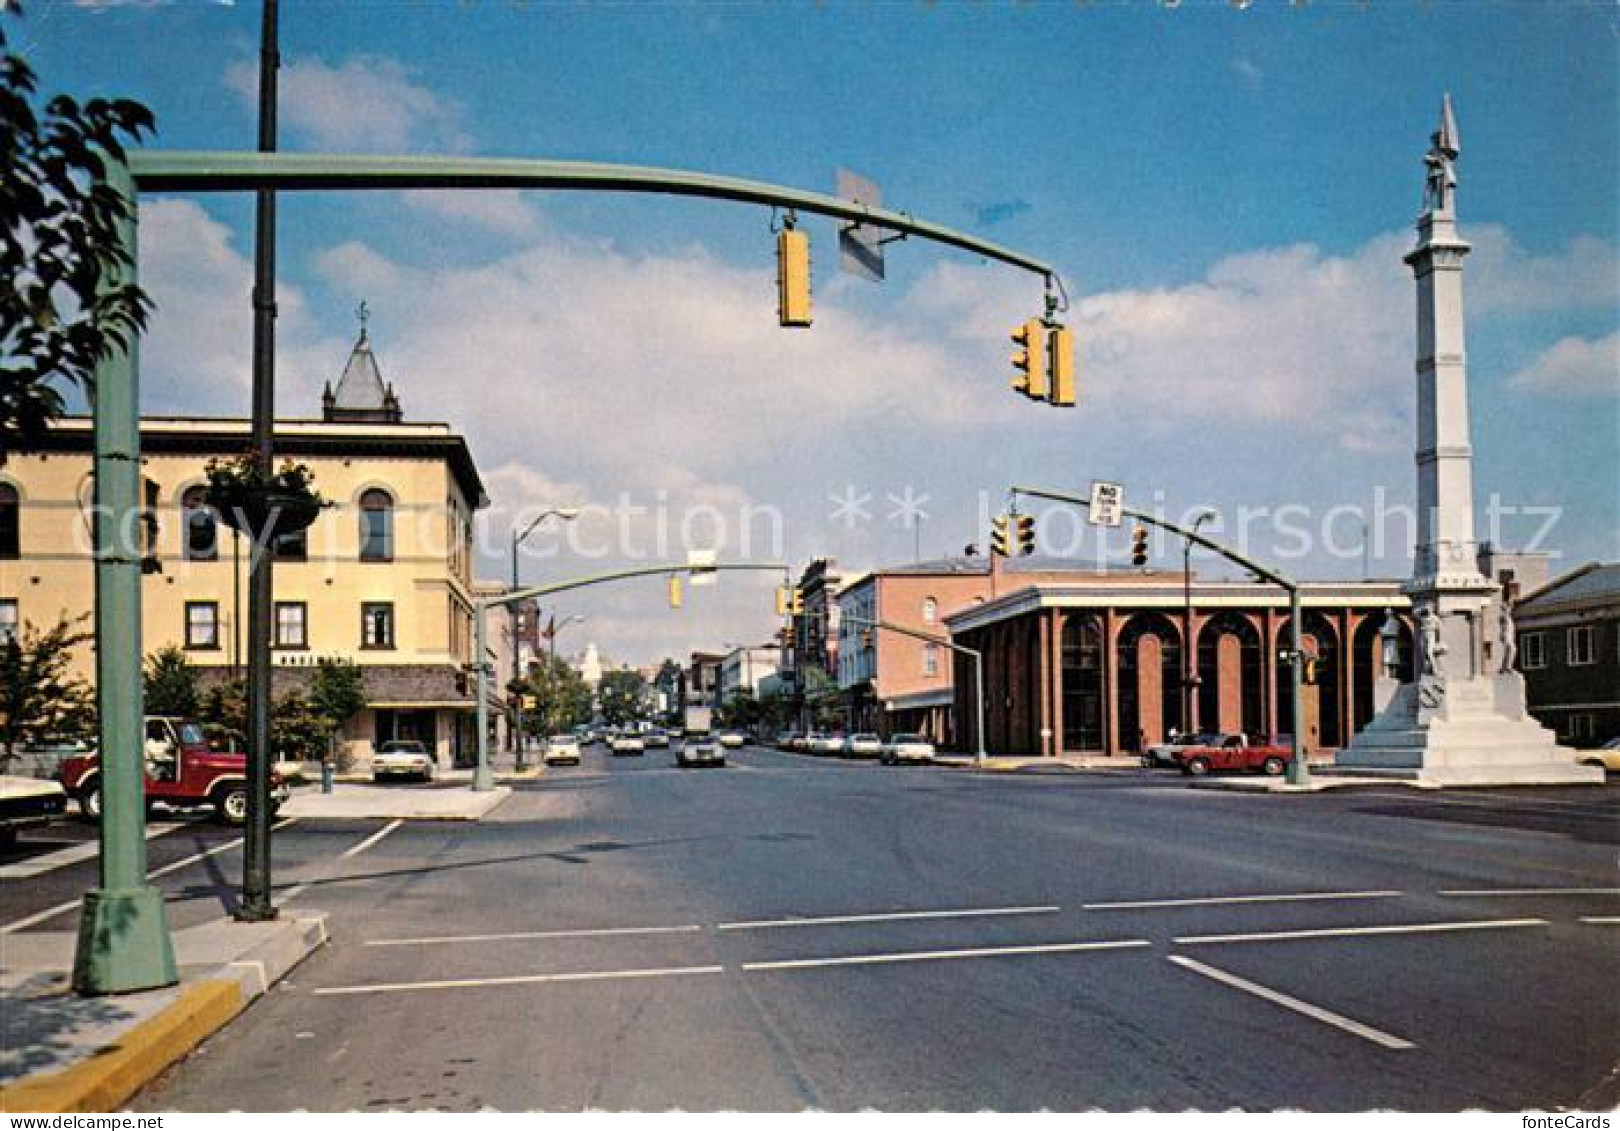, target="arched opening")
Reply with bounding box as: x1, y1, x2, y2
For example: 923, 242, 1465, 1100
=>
359, 488, 394, 562
180, 485, 218, 561
1197, 612, 1262, 739
1118, 612, 1181, 752
1351, 612, 1414, 732
1275, 612, 1342, 748
1060, 614, 1104, 751
0, 483, 18, 559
